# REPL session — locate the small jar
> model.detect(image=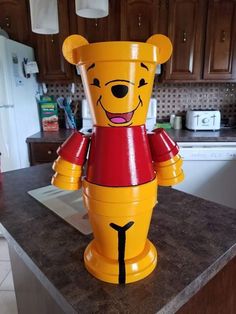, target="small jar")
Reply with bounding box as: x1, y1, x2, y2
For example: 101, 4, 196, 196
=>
173, 116, 182, 130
